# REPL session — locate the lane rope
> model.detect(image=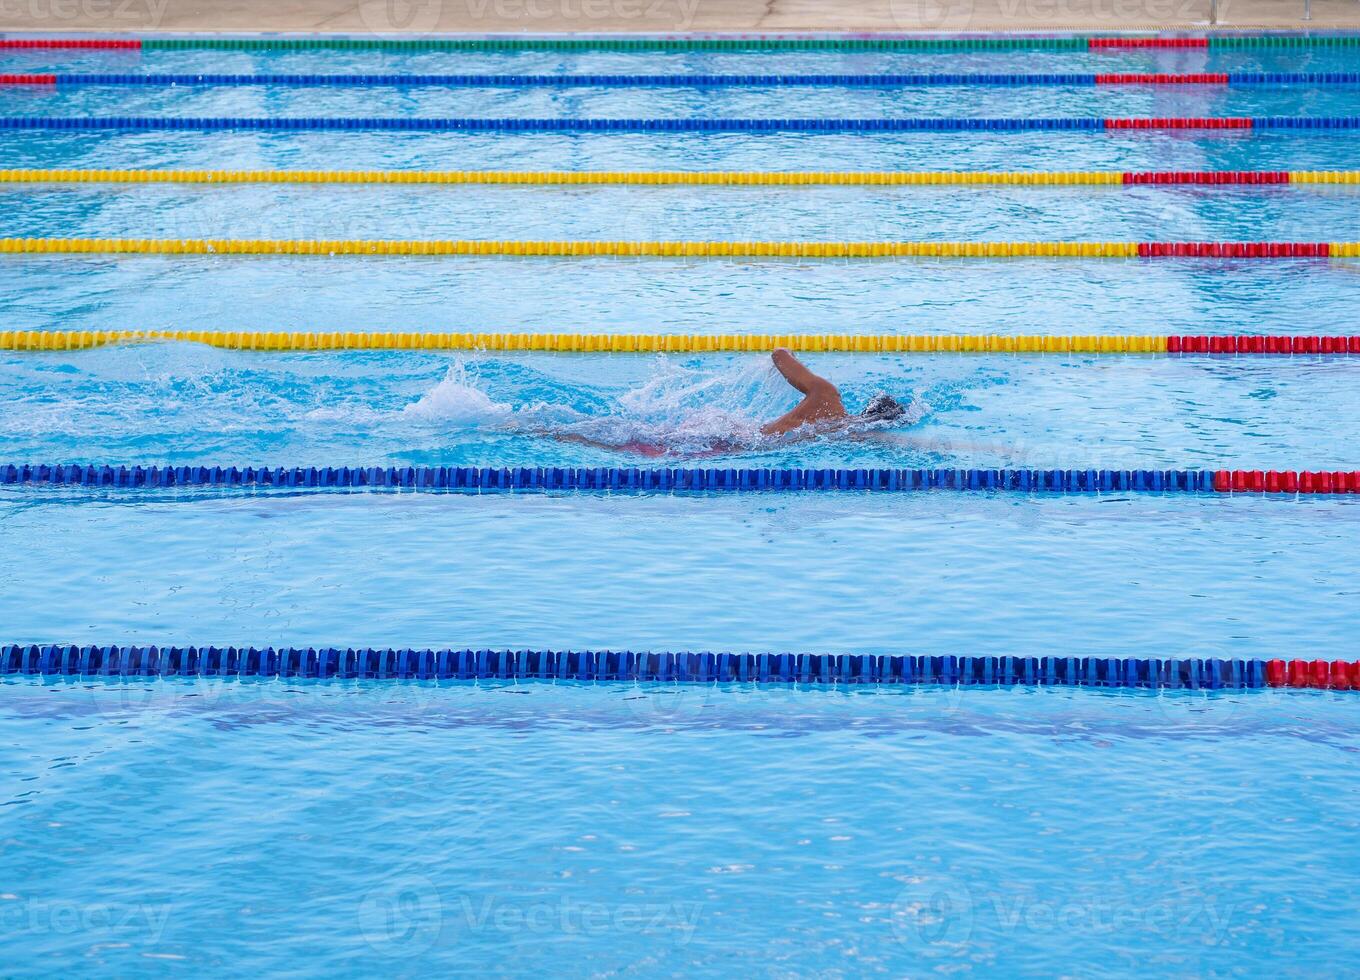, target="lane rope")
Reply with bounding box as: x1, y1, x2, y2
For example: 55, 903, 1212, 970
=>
2, 239, 1357, 258
6, 36, 1360, 51
3, 464, 1357, 494
3, 331, 1358, 354
3, 645, 1356, 690
4, 71, 1360, 87
2, 116, 1357, 132
3, 168, 1358, 186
